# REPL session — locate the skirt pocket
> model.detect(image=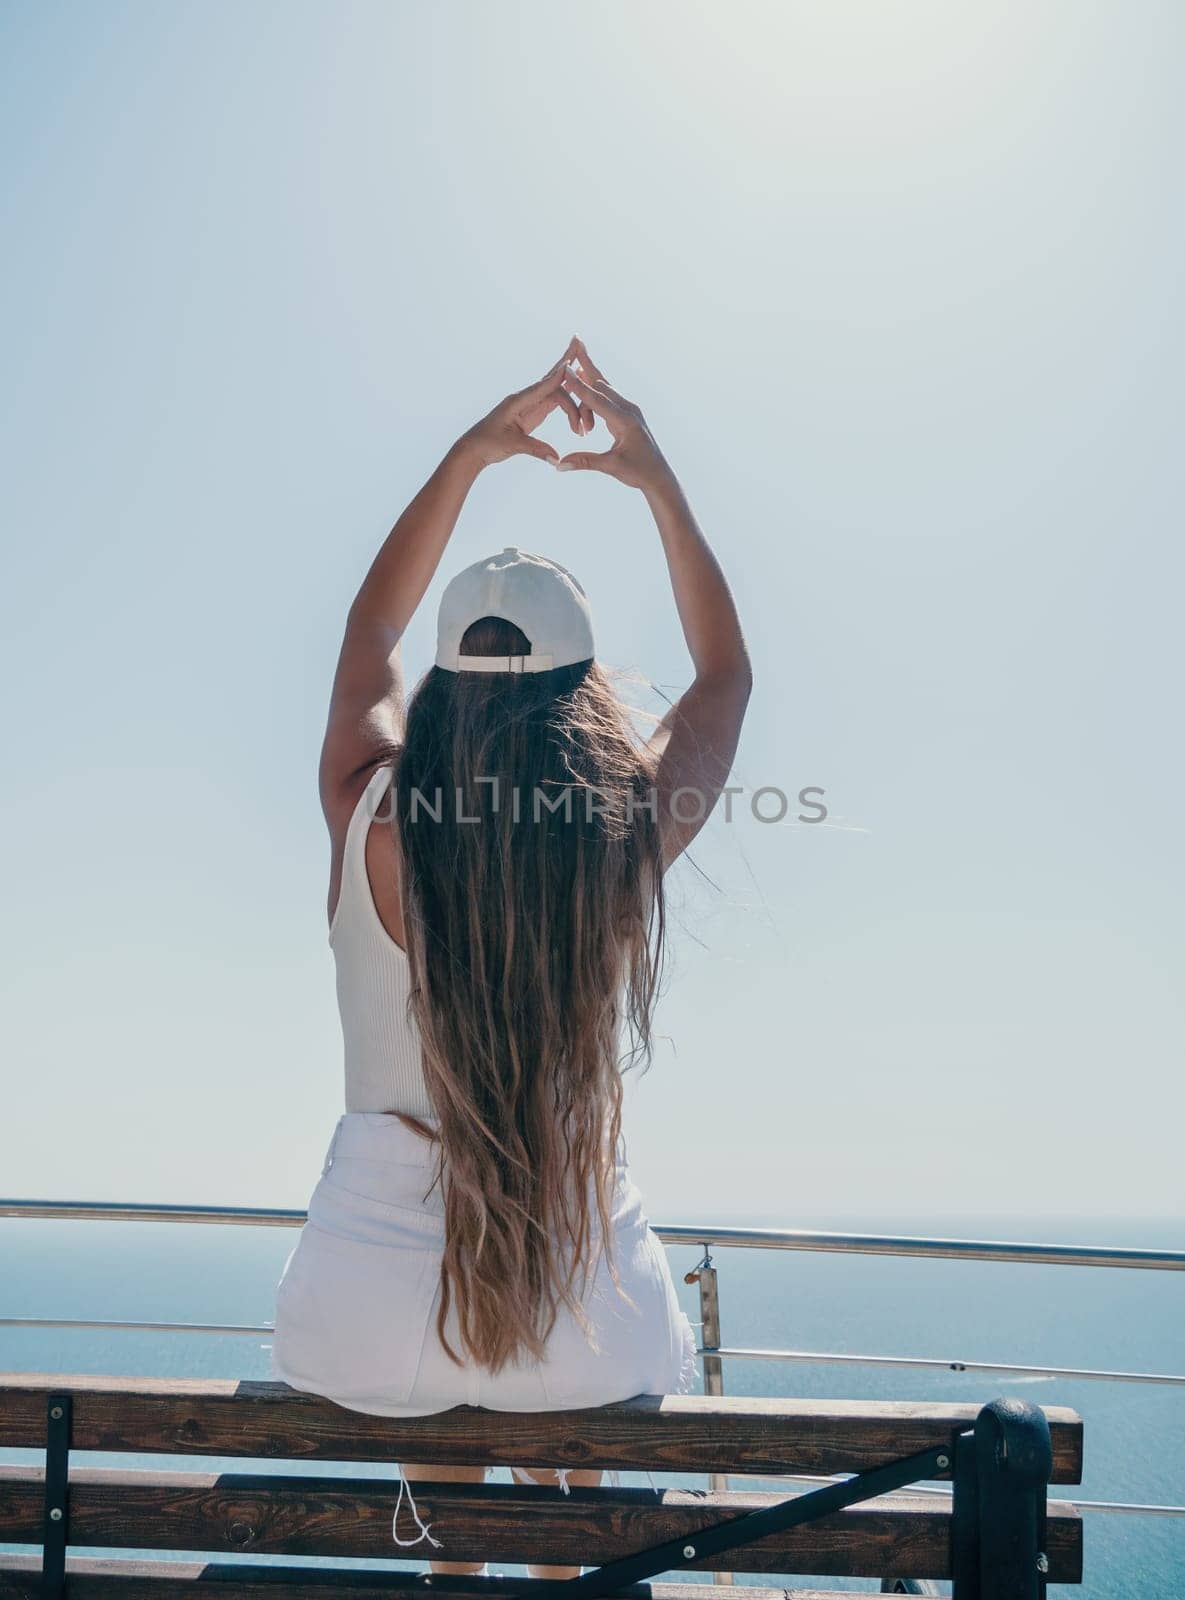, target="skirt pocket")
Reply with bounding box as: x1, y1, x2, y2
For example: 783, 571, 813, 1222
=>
273, 1179, 443, 1409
